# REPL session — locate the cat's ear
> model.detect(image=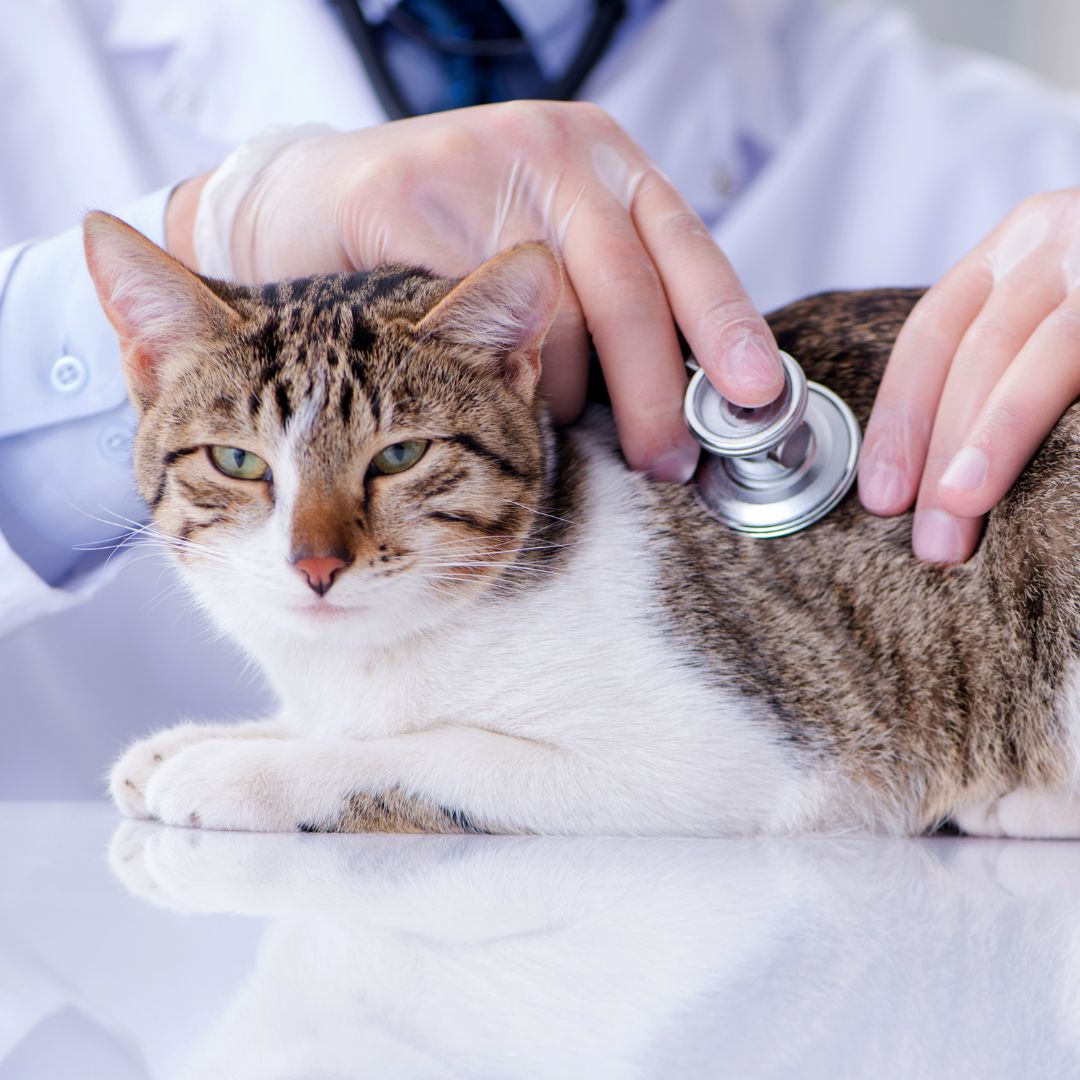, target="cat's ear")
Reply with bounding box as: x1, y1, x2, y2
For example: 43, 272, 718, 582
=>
416, 243, 563, 397
83, 211, 241, 409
